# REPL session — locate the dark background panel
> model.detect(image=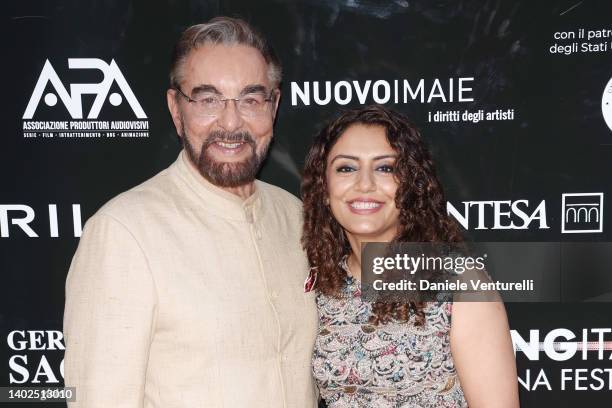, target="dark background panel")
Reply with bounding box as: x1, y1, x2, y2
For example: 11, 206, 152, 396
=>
2, 0, 612, 406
